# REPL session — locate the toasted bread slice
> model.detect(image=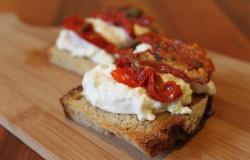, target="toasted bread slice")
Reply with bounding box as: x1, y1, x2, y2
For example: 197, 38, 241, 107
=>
60, 86, 212, 156
48, 45, 96, 75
